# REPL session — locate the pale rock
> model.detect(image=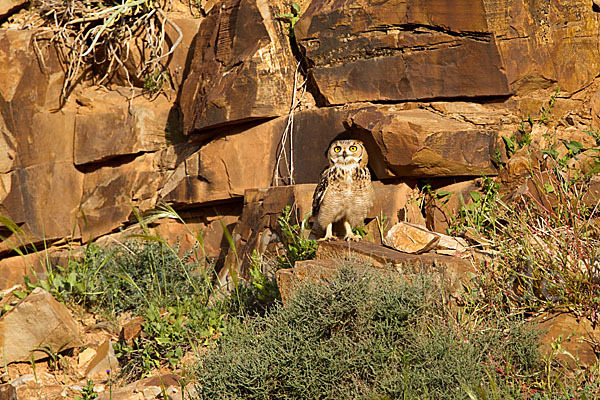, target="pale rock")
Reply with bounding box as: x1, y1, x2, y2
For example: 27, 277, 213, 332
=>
0, 287, 82, 364
85, 340, 119, 380
77, 347, 98, 371
385, 222, 440, 254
